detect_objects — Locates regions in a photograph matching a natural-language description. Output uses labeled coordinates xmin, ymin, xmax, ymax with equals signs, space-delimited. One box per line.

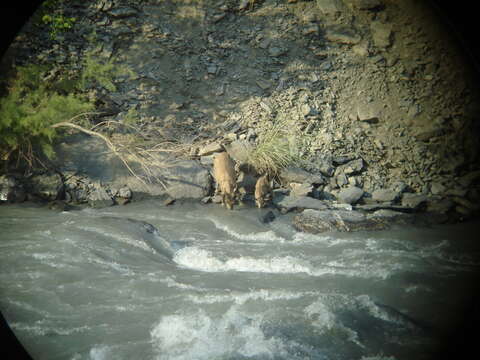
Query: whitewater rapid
xmin=1 ymin=201 xmax=479 ymax=360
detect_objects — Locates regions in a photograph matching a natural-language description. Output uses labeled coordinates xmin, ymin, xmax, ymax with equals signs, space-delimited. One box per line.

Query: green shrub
xmin=0 ymin=65 xmax=93 ymax=165
xmin=80 ymin=51 xmax=133 ymax=92
xmin=38 ymin=0 xmax=76 ymax=40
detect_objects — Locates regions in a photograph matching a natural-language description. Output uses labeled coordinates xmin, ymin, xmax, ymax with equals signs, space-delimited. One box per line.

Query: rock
xmin=371 ymin=22 xmax=392 ymax=48
xmin=371 ymin=188 xmax=400 ymax=202
xmin=198 ymin=142 xmax=223 ymax=157
xmin=317 ymin=157 xmax=335 ymax=177
xmin=337 ymin=186 xmax=364 ymax=204
xmin=224 ymin=140 xmax=253 ymax=164
xmin=114 ymin=185 xmax=132 ymax=205
xmin=293 ymin=209 xmax=389 ymax=233
xmin=27 ymin=173 xmax=64 ymax=201
xmin=346 ymin=0 xmax=384 ymax=10
xmin=88 ymin=185 xmax=114 ymax=208
xmin=332 ymin=155 xmax=356 ymax=165
xmin=260 ymin=210 xmax=276 ymax=224
xmin=366 ymin=209 xmax=414 ymax=224
xmin=290 ymin=183 xmax=313 ymax=197
xmin=280 ymin=167 xmax=326 ymax=185
xmin=315 ymin=0 xmax=344 ymax=15
xmin=430 ymin=182 xmax=446 ymax=196
xmin=401 ymin=193 xmax=428 ymax=210
xmin=237 ymin=171 xmax=257 ymax=194
xmin=200 ymin=155 xmax=214 ymax=166
xmin=274 ymin=194 xmax=330 ymax=212
xmin=340 ymin=158 xmax=364 ymax=175
xmin=108 ymin=7 xmax=138 ymax=18
xmin=335 ymin=172 xmax=348 ymax=187
xmin=355 ymin=203 xmax=413 ymax=213
xmin=325 ymin=26 xmax=361 ymax=45
xmin=0 ymin=175 xmax=15 ymax=202
xmin=48 ymin=200 xmax=68 ymax=212
xmin=163 ymin=197 xmax=175 ymax=206
xmin=426 ymin=197 xmax=455 ymax=215
xmin=268 ymin=46 xmax=287 ymax=57
xmin=163 ymin=160 xmax=211 ymax=199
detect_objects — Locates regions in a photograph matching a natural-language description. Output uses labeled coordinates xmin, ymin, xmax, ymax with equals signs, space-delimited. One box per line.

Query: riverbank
xmin=1 ymin=0 xmax=480 ymax=229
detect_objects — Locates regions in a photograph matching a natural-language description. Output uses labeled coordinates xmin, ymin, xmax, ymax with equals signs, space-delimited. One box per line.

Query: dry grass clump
xmin=246 ymin=120 xmax=302 ymax=176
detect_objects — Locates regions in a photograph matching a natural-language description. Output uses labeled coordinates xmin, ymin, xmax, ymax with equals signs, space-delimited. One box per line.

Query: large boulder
xmin=293 ymin=209 xmax=389 ymax=233
xmin=337 ymin=186 xmax=364 ymax=204
xmin=26 ymin=172 xmax=64 ymax=201
xmin=162 ymin=160 xmax=211 ymax=199
xmin=274 ymin=194 xmax=330 ymax=212
xmin=280 ymin=166 xmax=326 ymax=185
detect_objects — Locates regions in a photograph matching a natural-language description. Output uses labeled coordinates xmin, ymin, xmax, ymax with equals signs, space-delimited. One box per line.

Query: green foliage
xmin=246 ymin=120 xmax=302 ymax=176
xmin=0 ymin=65 xmax=93 ymax=164
xmin=123 ymin=107 xmax=141 ymax=126
xmin=39 ymin=0 xmax=76 ymax=39
xmin=79 ymin=51 xmax=133 ymax=92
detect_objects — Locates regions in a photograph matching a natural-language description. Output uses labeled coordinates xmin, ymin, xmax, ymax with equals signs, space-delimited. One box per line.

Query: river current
xmin=1 ymin=201 xmax=479 ymax=360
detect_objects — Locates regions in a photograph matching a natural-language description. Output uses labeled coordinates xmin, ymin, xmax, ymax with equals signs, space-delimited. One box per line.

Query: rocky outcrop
xmin=2 ymin=0 xmax=479 ymax=220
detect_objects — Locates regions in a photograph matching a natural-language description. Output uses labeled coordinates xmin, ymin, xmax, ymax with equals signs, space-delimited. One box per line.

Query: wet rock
xmin=337 ymin=186 xmax=364 ymax=204
xmin=114 ymin=185 xmax=132 ymax=205
xmin=0 ymin=175 xmax=16 ymax=202
xmin=280 ymin=167 xmax=326 ymax=185
xmin=401 ymin=193 xmax=428 ymax=210
xmin=260 ymin=210 xmax=276 ymax=224
xmin=27 ymin=173 xmax=64 ymax=201
xmin=88 ymin=185 xmax=114 ymax=208
xmin=48 ymin=200 xmax=68 ymax=212
xmin=293 ymin=209 xmax=389 ymax=234
xmin=274 ymin=194 xmax=330 ymax=212
xmin=237 ymin=171 xmax=257 ymax=194
xmin=198 ymin=142 xmax=223 ymax=157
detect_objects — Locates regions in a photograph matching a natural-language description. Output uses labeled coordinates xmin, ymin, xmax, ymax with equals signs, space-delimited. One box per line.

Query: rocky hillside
xmin=1 ymin=0 xmax=480 ymax=220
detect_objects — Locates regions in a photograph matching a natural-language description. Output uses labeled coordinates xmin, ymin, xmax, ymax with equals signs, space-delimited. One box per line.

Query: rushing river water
xmin=1 ymin=201 xmax=479 ymax=360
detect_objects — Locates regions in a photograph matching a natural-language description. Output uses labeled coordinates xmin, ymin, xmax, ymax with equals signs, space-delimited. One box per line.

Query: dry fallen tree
xmin=51 ymin=113 xmax=193 ymax=190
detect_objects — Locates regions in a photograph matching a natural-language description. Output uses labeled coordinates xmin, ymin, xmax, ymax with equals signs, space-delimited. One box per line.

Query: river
xmin=1 ymin=201 xmax=479 ymax=360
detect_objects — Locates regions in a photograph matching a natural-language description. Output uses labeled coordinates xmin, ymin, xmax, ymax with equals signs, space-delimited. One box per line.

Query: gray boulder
xmin=293 ymin=209 xmax=389 ymax=234
xmin=27 ymin=172 xmax=64 ymax=201
xmin=88 ymin=185 xmax=114 ymax=208
xmin=274 ymin=195 xmax=330 ymax=213
xmin=371 ymin=188 xmax=400 ymax=203
xmin=401 ymin=193 xmax=428 ymax=209
xmin=280 ymin=167 xmax=326 ymax=185
xmin=162 ymin=160 xmax=211 ymax=199
xmin=337 ymin=186 xmax=364 ymax=204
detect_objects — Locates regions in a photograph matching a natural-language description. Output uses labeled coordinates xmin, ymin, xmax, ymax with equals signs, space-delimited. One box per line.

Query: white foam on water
xmin=150 ymin=306 xmax=287 ymax=360
xmin=89 ymin=345 xmax=115 ymax=360
xmin=174 ymin=246 xmax=400 ymax=279
xmin=11 ymin=321 xmax=90 ymax=336
xmin=173 ymin=246 xmax=312 ymax=274
xmin=304 ymin=298 xmax=363 ymax=347
xmin=187 ymin=288 xmax=318 ymax=305
xmin=208 ymin=217 xmax=286 ymax=243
